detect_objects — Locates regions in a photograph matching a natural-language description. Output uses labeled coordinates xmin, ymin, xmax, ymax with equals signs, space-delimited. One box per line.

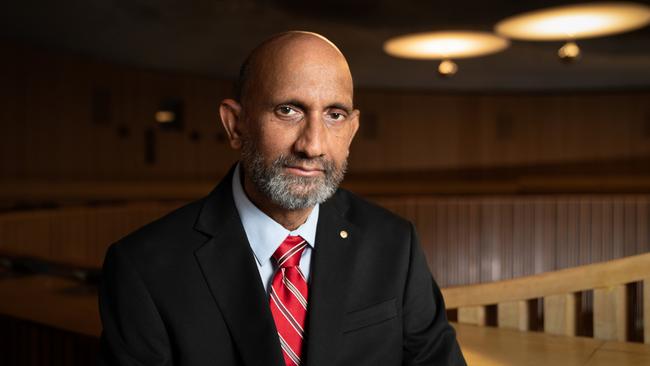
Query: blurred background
xmin=1 ymin=1 xmax=649 ymax=365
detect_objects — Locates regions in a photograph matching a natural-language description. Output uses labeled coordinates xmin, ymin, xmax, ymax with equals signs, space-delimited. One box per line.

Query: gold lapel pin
xmin=339 ymin=230 xmax=348 ymax=239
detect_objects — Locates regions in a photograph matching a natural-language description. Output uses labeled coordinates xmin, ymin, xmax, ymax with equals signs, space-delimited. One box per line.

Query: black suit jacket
xmin=98 ymin=168 xmax=466 ymax=366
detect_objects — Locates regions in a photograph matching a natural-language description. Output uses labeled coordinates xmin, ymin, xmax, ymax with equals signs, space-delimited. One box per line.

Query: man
xmin=99 ymin=31 xmax=465 ymax=366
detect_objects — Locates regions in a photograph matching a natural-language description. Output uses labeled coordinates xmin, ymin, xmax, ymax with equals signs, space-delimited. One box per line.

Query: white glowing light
xmin=384 ymin=31 xmax=510 ymax=59
xmin=496 ymin=2 xmax=650 ymax=40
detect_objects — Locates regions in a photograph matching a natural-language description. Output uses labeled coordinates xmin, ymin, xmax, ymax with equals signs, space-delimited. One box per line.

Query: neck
xmin=242 ymin=172 xmax=314 ymax=231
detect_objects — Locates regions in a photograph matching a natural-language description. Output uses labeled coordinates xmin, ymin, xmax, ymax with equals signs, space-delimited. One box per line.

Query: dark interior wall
xmin=0 ymin=41 xmax=238 ymax=181
xmin=353 ymin=90 xmax=650 ymax=172
xmin=1 ymin=41 xmax=650 ymax=184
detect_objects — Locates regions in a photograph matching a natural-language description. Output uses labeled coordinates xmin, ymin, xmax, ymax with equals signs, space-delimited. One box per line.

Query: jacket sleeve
xmin=402 ymin=222 xmax=466 ymax=366
xmin=98 ymin=243 xmax=173 ymax=366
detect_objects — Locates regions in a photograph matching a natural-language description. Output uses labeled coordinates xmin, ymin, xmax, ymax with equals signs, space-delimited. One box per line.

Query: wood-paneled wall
xmin=1 ymin=41 xmax=649 ymax=183
xmin=351 ymin=91 xmax=650 ymax=172
xmin=375 ymin=195 xmax=650 ymax=287
xmin=0 ymin=202 xmax=184 ymax=268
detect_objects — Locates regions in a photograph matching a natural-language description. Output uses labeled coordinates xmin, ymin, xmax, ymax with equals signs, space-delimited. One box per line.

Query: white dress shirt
xmin=231 ymin=163 xmax=318 ymax=294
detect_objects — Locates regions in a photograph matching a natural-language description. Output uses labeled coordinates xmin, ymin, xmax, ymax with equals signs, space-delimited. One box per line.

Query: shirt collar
xmin=231 ymin=163 xmax=318 ymax=267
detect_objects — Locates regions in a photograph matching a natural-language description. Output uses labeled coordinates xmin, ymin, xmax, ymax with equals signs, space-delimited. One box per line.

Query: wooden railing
xmin=441 ymin=253 xmax=650 ymax=344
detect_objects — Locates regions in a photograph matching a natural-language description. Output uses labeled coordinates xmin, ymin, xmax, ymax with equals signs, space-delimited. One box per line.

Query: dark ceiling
xmin=2 ymin=0 xmax=650 ymax=91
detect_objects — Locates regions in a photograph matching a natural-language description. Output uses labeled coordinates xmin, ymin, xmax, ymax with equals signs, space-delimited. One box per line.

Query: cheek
xmin=328 ymin=134 xmax=354 ymax=162
xmin=257 ymin=123 xmax=298 ymax=158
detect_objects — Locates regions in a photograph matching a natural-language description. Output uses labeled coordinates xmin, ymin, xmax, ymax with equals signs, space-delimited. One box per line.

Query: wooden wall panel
xmin=0 ymin=203 xmax=185 ymax=268
xmin=544 ymin=293 xmax=578 ymax=336
xmin=638 ymin=278 xmax=650 ymax=344
xmin=0 ymin=42 xmax=239 ymax=183
xmin=434 ymin=203 xmax=449 ymax=286
xmin=497 ymin=300 xmax=529 ymax=331
xmin=499 ymin=202 xmax=515 ymax=281
xmin=374 ymin=195 xmax=650 ymax=288
xmin=350 ymin=92 xmax=650 ymax=174
xmin=594 ymin=285 xmax=628 ymax=341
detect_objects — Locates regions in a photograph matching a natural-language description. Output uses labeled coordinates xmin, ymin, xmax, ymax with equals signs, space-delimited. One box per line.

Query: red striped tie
xmin=270 ymin=235 xmax=309 ymax=366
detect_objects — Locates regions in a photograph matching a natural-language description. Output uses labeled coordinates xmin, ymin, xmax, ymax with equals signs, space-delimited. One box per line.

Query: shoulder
xmin=106 ymin=199 xmax=208 ymax=265
xmin=107 ymin=167 xmax=237 ymax=265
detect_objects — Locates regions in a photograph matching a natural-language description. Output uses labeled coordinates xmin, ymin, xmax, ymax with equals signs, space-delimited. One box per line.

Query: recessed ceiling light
xmin=384 ymin=31 xmax=510 ymax=60
xmin=495 ymin=2 xmax=650 ymax=41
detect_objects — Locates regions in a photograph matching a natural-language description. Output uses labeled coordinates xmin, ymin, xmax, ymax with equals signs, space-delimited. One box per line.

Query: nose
xmin=293 ymin=111 xmax=325 ymax=158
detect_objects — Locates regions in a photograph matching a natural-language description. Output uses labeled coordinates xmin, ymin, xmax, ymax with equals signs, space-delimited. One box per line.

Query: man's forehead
xmin=240 ymin=31 xmax=354 ymax=105
xmin=240 ymin=33 xmax=353 ymax=105
xmin=260 ymin=62 xmax=353 ymax=106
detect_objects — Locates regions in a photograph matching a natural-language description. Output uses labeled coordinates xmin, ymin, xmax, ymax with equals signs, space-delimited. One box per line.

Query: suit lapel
xmin=193 ymin=168 xmax=285 ymax=366
xmin=305 ymin=193 xmax=360 ymax=366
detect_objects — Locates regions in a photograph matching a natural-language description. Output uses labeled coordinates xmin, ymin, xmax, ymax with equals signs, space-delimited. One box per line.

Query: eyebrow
xmin=328 ymin=103 xmax=353 ymax=114
xmin=279 ymin=100 xmax=307 ymax=111
xmin=275 ymin=100 xmax=353 ymax=114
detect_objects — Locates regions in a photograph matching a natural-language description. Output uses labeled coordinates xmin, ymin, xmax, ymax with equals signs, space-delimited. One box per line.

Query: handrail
xmin=441 ymin=252 xmax=650 ymax=309
xmin=441 ymin=253 xmax=650 ymax=343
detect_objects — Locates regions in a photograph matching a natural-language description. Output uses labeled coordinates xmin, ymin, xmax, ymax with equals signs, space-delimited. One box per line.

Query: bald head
xmin=234 ymin=31 xmax=354 ymax=106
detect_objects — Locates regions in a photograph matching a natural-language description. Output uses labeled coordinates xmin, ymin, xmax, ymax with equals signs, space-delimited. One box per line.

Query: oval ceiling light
xmin=495 ymin=2 xmax=650 ymax=40
xmin=495 ymin=2 xmax=650 ymax=62
xmin=383 ymin=31 xmax=510 ymax=77
xmin=384 ymin=31 xmax=510 ymax=59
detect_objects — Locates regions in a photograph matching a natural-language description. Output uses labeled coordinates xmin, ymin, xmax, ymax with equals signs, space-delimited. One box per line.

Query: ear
xmin=219 ymin=99 xmax=244 ymax=150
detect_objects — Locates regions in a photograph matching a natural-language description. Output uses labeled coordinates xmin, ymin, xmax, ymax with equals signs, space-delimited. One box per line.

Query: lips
xmin=284 ymin=164 xmax=325 ymax=177
xmin=287 ymin=164 xmax=324 ymax=171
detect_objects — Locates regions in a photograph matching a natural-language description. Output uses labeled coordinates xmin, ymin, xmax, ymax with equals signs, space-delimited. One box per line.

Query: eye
xmin=325 ymin=110 xmax=347 ymax=124
xmin=276 ymin=106 xmax=298 ymax=116
xmin=330 ymin=112 xmax=343 ymax=120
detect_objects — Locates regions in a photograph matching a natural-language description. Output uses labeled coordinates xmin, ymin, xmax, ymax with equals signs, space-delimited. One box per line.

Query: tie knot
xmin=273 ymin=235 xmax=307 ymax=268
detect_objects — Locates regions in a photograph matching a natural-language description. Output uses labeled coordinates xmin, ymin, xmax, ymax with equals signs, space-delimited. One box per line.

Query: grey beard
xmin=241 ymin=141 xmax=346 ymax=210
